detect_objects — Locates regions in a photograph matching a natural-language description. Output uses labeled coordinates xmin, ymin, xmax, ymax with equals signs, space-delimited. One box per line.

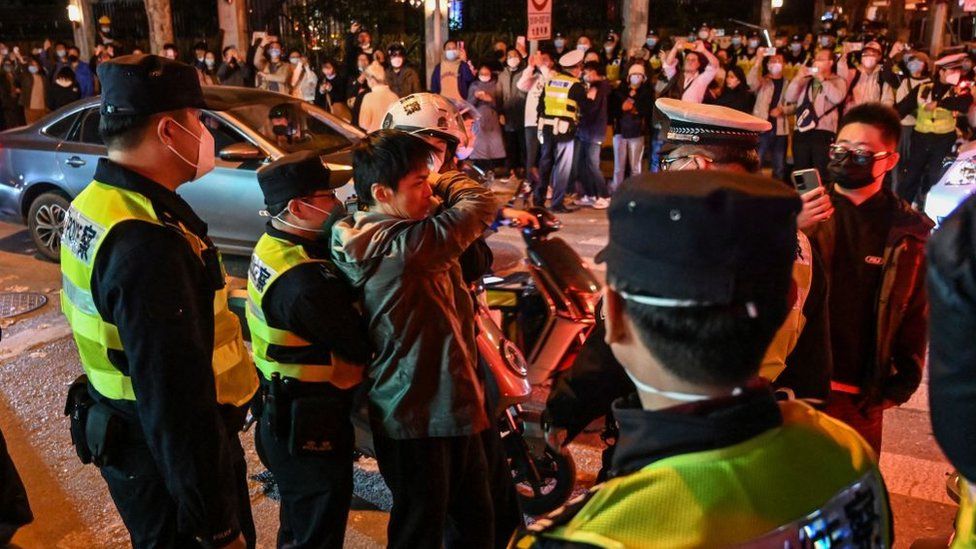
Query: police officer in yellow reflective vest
xmin=248 ymin=151 xmax=370 ymax=549
xmin=534 ymin=48 xmax=587 ymax=213
xmin=514 ymin=170 xmax=892 ymax=548
xmin=59 ymin=55 xmax=257 ymax=548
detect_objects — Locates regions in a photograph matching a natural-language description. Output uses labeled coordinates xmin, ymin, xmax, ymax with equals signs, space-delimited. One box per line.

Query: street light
xmin=771 ymin=0 xmax=784 ymax=8
xmin=67 ymin=2 xmax=82 ymax=24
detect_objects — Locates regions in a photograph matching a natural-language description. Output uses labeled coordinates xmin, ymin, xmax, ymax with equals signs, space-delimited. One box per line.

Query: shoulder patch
xmin=249 ymin=253 xmax=278 ymax=293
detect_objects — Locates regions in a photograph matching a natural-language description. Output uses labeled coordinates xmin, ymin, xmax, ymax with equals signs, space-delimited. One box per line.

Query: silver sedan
xmin=0 ymin=86 xmax=364 ymax=260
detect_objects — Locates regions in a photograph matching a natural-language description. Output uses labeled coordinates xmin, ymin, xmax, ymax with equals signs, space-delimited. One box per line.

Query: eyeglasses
xmin=660 ymin=154 xmax=714 ymax=171
xmin=305 ymin=192 xmax=337 ymax=201
xmin=828 ymin=145 xmax=892 ymax=166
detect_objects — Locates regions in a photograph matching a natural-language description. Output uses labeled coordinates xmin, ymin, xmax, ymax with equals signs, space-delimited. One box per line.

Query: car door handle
xmin=66 ymin=156 xmax=86 ymax=168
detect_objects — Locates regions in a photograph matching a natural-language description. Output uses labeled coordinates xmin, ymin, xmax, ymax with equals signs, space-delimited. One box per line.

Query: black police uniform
xmin=61 ymin=56 xmax=254 ymax=548
xmin=250 ymin=153 xmax=371 ymax=549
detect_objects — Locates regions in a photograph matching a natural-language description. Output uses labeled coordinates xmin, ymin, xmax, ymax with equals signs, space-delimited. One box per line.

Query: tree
xmin=145 ymin=0 xmax=173 ymax=53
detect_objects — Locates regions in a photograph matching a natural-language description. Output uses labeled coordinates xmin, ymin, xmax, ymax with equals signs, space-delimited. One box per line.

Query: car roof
xmin=56 ymin=86 xmax=299 ymax=113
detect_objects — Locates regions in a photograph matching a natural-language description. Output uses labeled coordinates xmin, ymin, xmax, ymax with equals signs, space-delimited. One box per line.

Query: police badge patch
xmin=61 ymin=207 xmax=106 ymax=265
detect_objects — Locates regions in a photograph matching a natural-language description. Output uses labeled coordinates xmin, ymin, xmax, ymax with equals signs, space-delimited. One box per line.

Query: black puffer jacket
xmin=928 ymin=193 xmax=976 ymax=481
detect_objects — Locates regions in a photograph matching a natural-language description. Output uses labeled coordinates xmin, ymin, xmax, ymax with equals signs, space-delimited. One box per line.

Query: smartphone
xmin=764 ymin=48 xmax=776 ymax=57
xmin=762 ymin=29 xmax=774 ymax=48
xmin=791 ymin=169 xmax=822 ymax=196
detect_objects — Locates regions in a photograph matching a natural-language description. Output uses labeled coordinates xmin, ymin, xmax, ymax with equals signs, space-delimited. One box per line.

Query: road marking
xmin=0 ymin=317 xmax=71 ymax=362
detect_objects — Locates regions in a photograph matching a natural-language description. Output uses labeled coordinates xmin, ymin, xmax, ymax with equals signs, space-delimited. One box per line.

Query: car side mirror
xmin=219 ymin=143 xmax=265 ymax=161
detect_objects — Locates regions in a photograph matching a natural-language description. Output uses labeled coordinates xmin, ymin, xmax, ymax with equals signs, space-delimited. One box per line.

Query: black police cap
xmin=257 ymin=150 xmax=351 ymax=207
xmin=595 ymin=170 xmax=801 ymax=307
xmin=98 ymin=54 xmax=204 ymax=117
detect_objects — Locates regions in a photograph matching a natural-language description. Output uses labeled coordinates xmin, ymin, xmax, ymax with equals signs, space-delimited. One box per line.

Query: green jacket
xmin=330 ymin=170 xmax=498 ymax=438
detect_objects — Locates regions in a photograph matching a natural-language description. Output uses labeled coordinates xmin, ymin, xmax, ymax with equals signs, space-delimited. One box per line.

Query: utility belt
xmin=64 ymin=375 xmax=250 ymax=467
xmin=538 ymin=117 xmax=575 ymax=137
xmin=253 ymin=373 xmax=354 ymax=457
xmin=64 ymin=375 xmax=129 ymax=467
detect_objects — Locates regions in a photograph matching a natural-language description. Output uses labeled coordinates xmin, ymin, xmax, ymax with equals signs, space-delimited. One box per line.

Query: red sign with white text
xmin=528 ymin=0 xmax=552 ymax=41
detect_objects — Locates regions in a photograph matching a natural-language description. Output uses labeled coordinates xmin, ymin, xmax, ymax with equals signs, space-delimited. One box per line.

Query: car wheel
xmin=28 ymin=192 xmax=70 ymax=262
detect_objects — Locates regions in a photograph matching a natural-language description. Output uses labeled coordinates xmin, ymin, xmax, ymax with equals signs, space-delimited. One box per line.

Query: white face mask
xmin=577 ymin=43 xmax=589 ymax=51
xmin=27 ymin=66 xmax=38 ymax=74
xmin=444 ymin=49 xmax=458 ymax=61
xmin=101 ymin=26 xmax=111 ymax=33
xmin=205 ymin=59 xmax=215 ymax=67
xmin=768 ymin=63 xmax=783 ymax=75
xmin=479 ymin=74 xmax=491 ymax=82
xmin=391 ymin=56 xmax=403 ymax=68
xmin=272 ymin=199 xmax=333 ymax=234
xmin=554 ymin=39 xmax=566 ymax=49
xmin=748 ymin=39 xmax=760 ymax=49
xmin=507 ymin=57 xmax=520 ymax=69
xmin=646 ymin=38 xmax=657 ymax=48
xmin=629 ymin=74 xmax=642 ymax=86
xmin=624 ymin=368 xmax=742 ymax=403
xmin=861 ymin=56 xmax=878 ymax=70
xmin=290 ymin=57 xmax=301 ymax=65
xmin=162 ymin=118 xmax=215 ymax=182
xmin=698 ymin=31 xmax=710 ymax=40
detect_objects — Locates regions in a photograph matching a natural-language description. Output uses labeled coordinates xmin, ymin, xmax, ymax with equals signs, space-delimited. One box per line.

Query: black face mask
xmin=827 ymin=155 xmax=876 ymax=189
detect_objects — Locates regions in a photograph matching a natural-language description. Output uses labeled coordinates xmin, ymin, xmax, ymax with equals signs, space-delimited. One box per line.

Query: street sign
xmin=965 ymin=0 xmax=976 ymax=13
xmin=528 ymin=0 xmax=552 ymax=41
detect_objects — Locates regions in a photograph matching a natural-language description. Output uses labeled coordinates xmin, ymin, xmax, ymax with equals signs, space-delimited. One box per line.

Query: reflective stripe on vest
xmin=759 ymin=232 xmax=813 ymax=382
xmin=543 ymin=74 xmax=580 ymax=120
xmin=246 ymin=233 xmax=339 ymax=383
xmin=518 ymin=400 xmax=891 ymax=548
xmin=915 ymin=83 xmax=958 ymax=134
xmin=60 ymin=181 xmax=258 ymax=406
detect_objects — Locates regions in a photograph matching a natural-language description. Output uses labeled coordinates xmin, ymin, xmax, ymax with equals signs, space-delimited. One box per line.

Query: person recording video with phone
xmin=785 ymin=47 xmax=848 ymax=181
xmin=802 ymin=103 xmax=932 ymax=455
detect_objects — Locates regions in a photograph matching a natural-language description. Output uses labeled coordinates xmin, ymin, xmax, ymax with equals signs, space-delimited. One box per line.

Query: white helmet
xmin=381 ymin=93 xmax=469 ymax=148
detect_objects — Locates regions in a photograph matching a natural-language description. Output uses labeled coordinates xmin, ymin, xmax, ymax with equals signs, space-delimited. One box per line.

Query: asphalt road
xmin=0 ymin=198 xmax=959 ymax=548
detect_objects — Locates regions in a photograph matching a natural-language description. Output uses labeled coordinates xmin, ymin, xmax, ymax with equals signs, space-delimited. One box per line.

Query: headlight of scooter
xmin=502 ymin=340 xmax=528 ymax=378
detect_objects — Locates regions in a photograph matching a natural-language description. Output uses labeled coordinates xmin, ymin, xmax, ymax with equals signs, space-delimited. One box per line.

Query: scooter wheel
xmin=512 ymin=445 xmax=577 ymax=516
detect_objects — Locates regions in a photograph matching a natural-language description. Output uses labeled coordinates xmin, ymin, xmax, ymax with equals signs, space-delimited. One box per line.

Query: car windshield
xmin=221 ymin=98 xmax=361 ymax=155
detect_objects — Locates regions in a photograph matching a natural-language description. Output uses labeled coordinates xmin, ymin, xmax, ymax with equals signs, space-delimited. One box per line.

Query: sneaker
xmin=592 ymin=197 xmax=610 ymax=210
xmin=576 ymin=195 xmax=595 ymax=206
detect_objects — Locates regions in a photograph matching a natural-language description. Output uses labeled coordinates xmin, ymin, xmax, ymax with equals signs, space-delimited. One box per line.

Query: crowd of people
xmin=1 ymin=14 xmax=976 ymax=549
xmin=3 ymin=19 xmax=974 ymax=211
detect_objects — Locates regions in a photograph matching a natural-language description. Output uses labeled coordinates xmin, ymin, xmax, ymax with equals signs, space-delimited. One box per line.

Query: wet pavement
xmin=0 ymin=193 xmax=958 ymax=547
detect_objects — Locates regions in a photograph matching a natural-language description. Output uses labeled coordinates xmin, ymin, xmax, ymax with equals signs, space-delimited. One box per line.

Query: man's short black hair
xmin=222 ymin=45 xmax=236 ymax=56
xmin=99 ymin=113 xmax=153 ymax=151
xmin=443 ymin=39 xmax=457 ymax=48
xmin=352 ymin=129 xmax=436 ymax=207
xmin=163 ymin=43 xmax=177 ymax=51
xmin=619 ymin=289 xmax=789 ymax=386
xmin=838 ymin=103 xmax=902 ymax=148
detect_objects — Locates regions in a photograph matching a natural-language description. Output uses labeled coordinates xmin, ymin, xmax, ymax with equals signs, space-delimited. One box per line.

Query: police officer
xmin=535 ymin=49 xmax=586 ymax=213
xmin=517 ymin=170 xmax=892 ymax=548
xmin=248 ymin=151 xmax=370 ymax=549
xmin=59 ymin=54 xmax=257 ymax=548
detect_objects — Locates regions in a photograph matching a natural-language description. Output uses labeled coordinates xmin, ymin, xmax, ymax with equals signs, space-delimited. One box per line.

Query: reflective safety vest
xmin=759 ymin=231 xmax=814 ymax=382
xmin=542 ymin=73 xmax=580 ymax=121
xmin=954 ymin=475 xmax=976 ymax=549
xmin=245 ymin=233 xmax=362 ymax=388
xmin=915 ymin=82 xmax=959 ymax=135
xmin=515 ymin=400 xmax=891 ymax=548
xmin=60 ymin=181 xmax=258 ymax=407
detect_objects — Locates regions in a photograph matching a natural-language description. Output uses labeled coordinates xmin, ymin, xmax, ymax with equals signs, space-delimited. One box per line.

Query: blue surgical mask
xmin=646 ymin=38 xmax=657 ymax=47
xmin=27 ymin=65 xmax=38 ymax=74
xmin=554 ymin=39 xmax=566 ymax=49
xmin=445 ymin=49 xmax=458 ymax=61
xmin=907 ymin=60 xmax=925 ymax=75
xmin=732 ymin=38 xmax=742 ymax=47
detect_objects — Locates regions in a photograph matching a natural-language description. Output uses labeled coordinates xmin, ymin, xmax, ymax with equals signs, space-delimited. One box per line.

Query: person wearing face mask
xmin=344 ymin=22 xmax=373 ymax=78
xmin=552 ymin=32 xmax=568 ymax=56
xmin=254 ymin=40 xmax=293 ymax=94
xmin=897 ymin=53 xmax=974 ymax=208
xmin=216 ymin=46 xmax=252 ymax=88
xmin=661 ymin=38 xmax=720 ymax=104
xmin=288 ymin=51 xmax=318 ymax=102
xmin=785 ymin=47 xmax=848 ymax=180
xmin=804 ymin=103 xmax=933 ymax=454
xmin=890 ymin=51 xmax=930 ymax=185
xmin=784 ymin=34 xmax=811 ymax=75
xmin=198 ymin=51 xmax=220 ymax=87
xmin=19 ymin=58 xmax=48 ymax=123
xmin=467 ymin=65 xmax=505 ymax=174
xmin=42 ymin=41 xmax=69 ymax=79
xmin=536 ymin=49 xmax=588 ymax=212
xmin=517 ymin=48 xmax=556 ymax=195
xmin=498 ymin=49 xmax=527 ymax=177
xmin=315 ymin=60 xmax=349 ymax=118
xmin=837 ymin=41 xmax=890 ymax=111
xmin=385 ymin=43 xmax=422 ymax=98
xmin=724 ymin=30 xmax=747 ymax=67
xmin=431 ymin=39 xmax=475 ymax=101
xmin=161 ymin=43 xmax=178 ymax=61
xmin=47 ymin=66 xmax=80 ymax=110
xmin=574 ymin=61 xmax=611 ymax=209
xmin=248 ymin=153 xmax=369 ymax=549
xmin=642 ymin=29 xmax=660 ymax=60
xmin=602 ymin=31 xmax=623 ymax=83
xmin=59 ymin=54 xmax=257 ymax=549
xmin=748 ymin=49 xmax=792 ymax=181
xmin=97 ymin=15 xmax=115 ymax=46
xmin=520 ymin=167 xmax=889 ymax=548
xmin=708 ymin=64 xmax=754 ymax=114
xmin=192 ymin=42 xmax=208 ymax=72
xmin=609 ymin=63 xmax=654 ymax=192
xmin=67 ymin=46 xmax=95 ymax=98
xmin=576 ymin=35 xmax=593 ymax=54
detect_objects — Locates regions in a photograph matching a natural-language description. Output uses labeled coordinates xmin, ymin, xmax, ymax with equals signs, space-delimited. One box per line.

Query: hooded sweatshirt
xmin=330 ymin=171 xmax=498 ymax=438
